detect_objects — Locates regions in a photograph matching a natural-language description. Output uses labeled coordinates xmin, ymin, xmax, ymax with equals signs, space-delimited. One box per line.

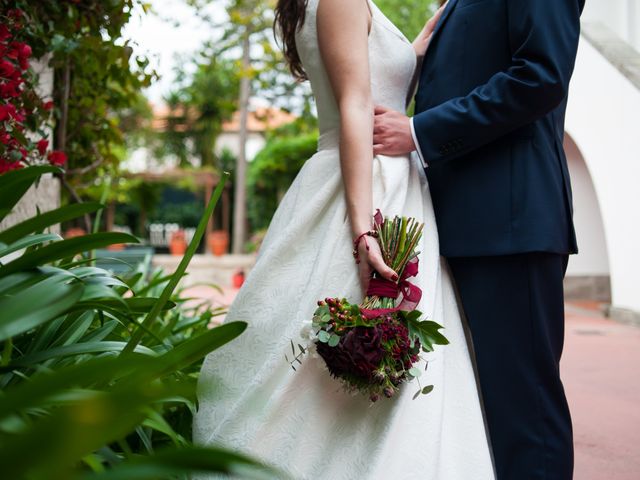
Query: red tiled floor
xmin=563 ymin=302 xmax=640 ymax=480
xmin=189 ymin=286 xmax=640 ymax=478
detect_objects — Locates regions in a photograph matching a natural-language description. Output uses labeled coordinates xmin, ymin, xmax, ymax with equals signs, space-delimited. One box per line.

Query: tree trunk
xmin=232 ymin=28 xmax=252 ymax=254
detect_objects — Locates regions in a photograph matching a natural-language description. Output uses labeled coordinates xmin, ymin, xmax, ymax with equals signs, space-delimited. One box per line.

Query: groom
xmin=373 ymin=0 xmax=585 ymax=478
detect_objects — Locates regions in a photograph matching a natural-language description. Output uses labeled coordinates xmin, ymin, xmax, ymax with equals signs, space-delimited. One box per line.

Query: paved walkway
xmin=563 ymin=301 xmax=640 ymax=480
xmin=186 ymin=286 xmax=640 ymax=479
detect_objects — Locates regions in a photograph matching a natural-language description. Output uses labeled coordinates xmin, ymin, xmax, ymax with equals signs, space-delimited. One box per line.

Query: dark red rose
xmin=47 ymin=150 xmax=67 ymax=166
xmin=37 ymin=138 xmax=48 ymax=155
xmin=317 ymin=326 xmax=384 ymax=380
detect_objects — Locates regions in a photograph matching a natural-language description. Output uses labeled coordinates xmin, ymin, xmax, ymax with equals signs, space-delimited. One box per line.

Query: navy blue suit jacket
xmin=413 ymin=0 xmax=584 ymax=257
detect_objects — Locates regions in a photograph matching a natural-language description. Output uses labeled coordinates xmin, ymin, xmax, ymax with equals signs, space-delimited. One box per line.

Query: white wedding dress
xmin=194 ymin=1 xmax=495 ymax=479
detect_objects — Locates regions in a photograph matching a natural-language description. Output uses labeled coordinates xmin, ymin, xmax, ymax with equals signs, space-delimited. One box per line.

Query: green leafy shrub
xmin=0 ymin=166 xmax=282 ymax=479
xmin=247 ymin=133 xmax=318 ymax=231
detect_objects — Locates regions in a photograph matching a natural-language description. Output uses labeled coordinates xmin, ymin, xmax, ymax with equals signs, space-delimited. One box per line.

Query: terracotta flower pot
xmin=209 ymin=230 xmax=229 ymax=256
xmin=232 ymin=269 xmax=245 ymax=288
xmin=169 ymin=231 xmax=187 ymax=256
xmin=63 ymin=227 xmax=86 ymax=239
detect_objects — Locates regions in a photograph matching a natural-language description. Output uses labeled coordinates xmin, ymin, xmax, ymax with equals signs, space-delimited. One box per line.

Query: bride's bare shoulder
xmin=316 ymin=0 xmax=371 ymax=33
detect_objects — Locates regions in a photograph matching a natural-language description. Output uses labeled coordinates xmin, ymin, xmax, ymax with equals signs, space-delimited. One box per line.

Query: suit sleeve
xmin=412 ymin=0 xmax=583 ymax=165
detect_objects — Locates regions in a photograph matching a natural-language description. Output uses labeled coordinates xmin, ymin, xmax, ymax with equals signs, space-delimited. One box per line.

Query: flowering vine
xmin=0 ymin=7 xmax=66 ymax=174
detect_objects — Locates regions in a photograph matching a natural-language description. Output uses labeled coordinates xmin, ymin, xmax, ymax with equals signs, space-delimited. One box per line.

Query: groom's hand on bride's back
xmin=373 ymin=105 xmax=416 ymax=157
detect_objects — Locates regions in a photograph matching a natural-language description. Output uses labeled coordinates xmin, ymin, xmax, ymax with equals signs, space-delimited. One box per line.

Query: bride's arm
xmin=317 ymin=0 xmax=397 ymax=289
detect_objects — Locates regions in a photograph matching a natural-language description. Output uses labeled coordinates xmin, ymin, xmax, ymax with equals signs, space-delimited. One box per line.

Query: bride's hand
xmin=357 ymin=238 xmax=398 ymax=296
xmin=413 ymin=2 xmax=447 ymax=57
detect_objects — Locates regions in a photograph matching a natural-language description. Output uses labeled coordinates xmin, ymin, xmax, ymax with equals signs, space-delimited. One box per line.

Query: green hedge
xmin=248 ymin=133 xmax=318 ymax=231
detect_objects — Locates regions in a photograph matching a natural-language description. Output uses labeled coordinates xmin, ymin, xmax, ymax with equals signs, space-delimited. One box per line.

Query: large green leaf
xmin=0 ymin=202 xmax=103 ymax=245
xmin=406 ymin=315 xmax=449 ymax=353
xmin=0 ymin=375 xmax=175 ymax=479
xmin=0 ymin=274 xmax=84 ymax=342
xmin=109 ymin=297 xmax=177 ymax=314
xmin=0 ymin=357 xmax=141 ymax=419
xmin=4 ymin=341 xmax=156 ymax=369
xmin=123 ymin=172 xmax=229 ymax=353
xmin=151 ymin=321 xmax=247 ymax=377
xmin=0 ymin=165 xmax=61 ymax=222
xmin=0 ymin=232 xmax=62 ymax=258
xmin=50 ymin=311 xmax=95 ymax=348
xmin=0 ymin=232 xmax=139 ymax=277
xmin=78 ymin=446 xmax=283 ymax=480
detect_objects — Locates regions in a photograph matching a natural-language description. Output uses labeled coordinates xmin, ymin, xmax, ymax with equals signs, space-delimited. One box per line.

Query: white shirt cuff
xmin=410 ymin=117 xmax=427 ymax=168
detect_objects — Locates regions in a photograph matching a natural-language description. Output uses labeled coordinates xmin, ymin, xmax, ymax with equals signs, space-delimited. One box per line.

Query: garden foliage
xmin=0 ymin=166 xmax=280 ymax=479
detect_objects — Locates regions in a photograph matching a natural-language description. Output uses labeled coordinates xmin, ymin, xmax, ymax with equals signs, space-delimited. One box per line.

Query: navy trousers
xmin=448 ymin=253 xmax=574 ymax=480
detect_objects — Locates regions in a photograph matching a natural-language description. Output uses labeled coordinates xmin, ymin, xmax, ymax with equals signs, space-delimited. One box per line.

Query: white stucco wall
xmin=582 ymin=0 xmax=640 ymax=52
xmin=215 ymin=132 xmax=265 ymax=161
xmin=0 ymin=56 xmax=60 ymax=234
xmin=564 ymin=135 xmax=610 ymax=277
xmin=565 ymin=36 xmax=640 ymax=312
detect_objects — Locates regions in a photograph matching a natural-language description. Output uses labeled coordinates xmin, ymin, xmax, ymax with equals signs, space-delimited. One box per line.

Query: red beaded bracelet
xmin=352 ymin=229 xmax=378 ymax=264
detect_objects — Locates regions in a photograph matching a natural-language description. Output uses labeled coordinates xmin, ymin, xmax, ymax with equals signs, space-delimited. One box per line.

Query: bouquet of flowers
xmin=287 ymin=211 xmax=449 ymax=402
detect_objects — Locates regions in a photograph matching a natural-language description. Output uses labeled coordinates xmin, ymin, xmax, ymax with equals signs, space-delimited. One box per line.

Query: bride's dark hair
xmin=274 ymin=0 xmax=308 ymax=81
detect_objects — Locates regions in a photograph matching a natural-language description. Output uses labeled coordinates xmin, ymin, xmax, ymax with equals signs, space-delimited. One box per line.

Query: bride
xmin=194 ymin=0 xmax=495 ymax=478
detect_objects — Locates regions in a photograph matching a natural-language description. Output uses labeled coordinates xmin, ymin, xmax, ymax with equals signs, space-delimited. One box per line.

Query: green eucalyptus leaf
xmin=422 ymin=385 xmax=434 ymax=395
xmin=317 ymin=330 xmax=330 ymax=343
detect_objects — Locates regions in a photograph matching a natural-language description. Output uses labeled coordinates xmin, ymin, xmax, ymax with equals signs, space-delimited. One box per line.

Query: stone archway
xmin=564 ymin=134 xmax=611 ymax=301
xmin=564 ymin=27 xmax=640 ymax=319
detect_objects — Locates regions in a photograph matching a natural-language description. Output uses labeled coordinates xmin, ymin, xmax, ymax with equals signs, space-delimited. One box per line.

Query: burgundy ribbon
xmin=360 ymin=257 xmax=422 ymax=319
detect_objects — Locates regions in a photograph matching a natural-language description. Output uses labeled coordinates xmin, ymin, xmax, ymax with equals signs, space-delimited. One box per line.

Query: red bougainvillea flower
xmin=0 ymin=159 xmax=23 ymax=174
xmin=0 ymin=104 xmax=9 ymax=121
xmin=0 ymin=103 xmax=17 ymax=120
xmin=17 ymin=43 xmax=31 ymax=60
xmin=47 ymin=150 xmax=67 ymax=166
xmin=0 ymin=81 xmax=21 ymax=98
xmin=37 ymin=139 xmax=48 ymax=155
xmin=0 ymin=58 xmax=15 ymax=78
xmin=7 ymin=9 xmax=23 ymax=21
xmin=43 ymin=100 xmax=54 ymax=111
xmin=0 ymin=25 xmax=10 ymax=43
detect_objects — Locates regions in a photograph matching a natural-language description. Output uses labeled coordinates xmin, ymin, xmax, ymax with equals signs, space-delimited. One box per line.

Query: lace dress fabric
xmin=193 ymin=1 xmax=495 ymax=478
